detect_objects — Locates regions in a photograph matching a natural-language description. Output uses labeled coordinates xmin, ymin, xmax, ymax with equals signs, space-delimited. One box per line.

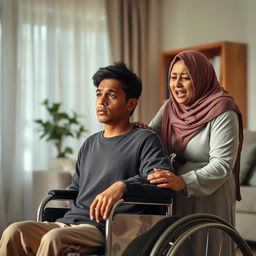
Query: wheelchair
xmin=37 ymin=183 xmax=254 ymax=256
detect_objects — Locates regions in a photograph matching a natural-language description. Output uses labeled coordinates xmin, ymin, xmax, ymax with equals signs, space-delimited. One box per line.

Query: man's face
xmin=96 ymin=79 xmax=136 ymax=124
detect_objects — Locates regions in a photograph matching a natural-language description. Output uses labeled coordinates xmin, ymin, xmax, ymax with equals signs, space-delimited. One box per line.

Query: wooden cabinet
xmin=160 ymin=41 xmax=247 ymax=127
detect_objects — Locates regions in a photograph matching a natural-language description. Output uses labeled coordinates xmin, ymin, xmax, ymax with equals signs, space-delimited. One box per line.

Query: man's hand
xmin=90 ymin=181 xmax=126 ymax=223
xmin=147 ymin=168 xmax=186 ymax=191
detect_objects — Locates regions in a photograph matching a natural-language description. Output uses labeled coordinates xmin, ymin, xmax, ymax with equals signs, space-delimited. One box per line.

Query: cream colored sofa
xmin=235 ymin=129 xmax=256 ymax=242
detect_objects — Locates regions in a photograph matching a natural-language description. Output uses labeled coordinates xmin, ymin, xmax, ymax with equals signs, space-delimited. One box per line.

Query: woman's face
xmin=169 ymin=60 xmax=194 ymax=105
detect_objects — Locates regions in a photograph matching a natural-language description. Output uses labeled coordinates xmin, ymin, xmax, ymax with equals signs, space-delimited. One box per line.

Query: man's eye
xmin=96 ymin=93 xmax=101 ymax=97
xmin=109 ymin=93 xmax=117 ymax=98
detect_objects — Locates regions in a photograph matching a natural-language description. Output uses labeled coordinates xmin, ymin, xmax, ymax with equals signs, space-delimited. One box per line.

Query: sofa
xmin=236 ymin=129 xmax=256 ymax=242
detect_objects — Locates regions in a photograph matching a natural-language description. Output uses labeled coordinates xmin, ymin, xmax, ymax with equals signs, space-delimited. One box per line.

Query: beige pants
xmin=0 ymin=221 xmax=105 ymax=256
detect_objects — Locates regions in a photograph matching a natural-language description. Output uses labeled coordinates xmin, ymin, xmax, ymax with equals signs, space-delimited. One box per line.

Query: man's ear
xmin=127 ymin=98 xmax=138 ymax=111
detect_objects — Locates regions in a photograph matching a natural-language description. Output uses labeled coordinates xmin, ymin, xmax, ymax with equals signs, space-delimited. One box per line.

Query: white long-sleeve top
xmin=149 ymin=102 xmax=240 ymax=256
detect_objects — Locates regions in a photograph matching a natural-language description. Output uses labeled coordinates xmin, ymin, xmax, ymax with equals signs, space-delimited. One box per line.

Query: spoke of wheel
xmin=205 ymin=228 xmax=210 ymax=256
xmin=217 ymin=230 xmax=224 ymax=256
xmin=150 ymin=213 xmax=235 ymax=256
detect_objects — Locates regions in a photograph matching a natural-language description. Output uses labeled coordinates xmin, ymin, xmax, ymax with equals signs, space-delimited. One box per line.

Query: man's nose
xmin=99 ymin=94 xmax=107 ymax=105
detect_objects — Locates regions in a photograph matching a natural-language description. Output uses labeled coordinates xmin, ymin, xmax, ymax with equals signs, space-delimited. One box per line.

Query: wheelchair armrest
xmin=48 ymin=189 xmax=79 ymax=200
xmin=124 ymin=182 xmax=173 ymax=204
xmin=37 ymin=190 xmax=78 ymax=221
xmin=47 ymin=184 xmax=173 ymax=204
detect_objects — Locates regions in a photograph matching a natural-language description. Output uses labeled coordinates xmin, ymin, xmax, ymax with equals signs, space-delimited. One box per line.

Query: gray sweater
xmin=57 ymin=126 xmax=172 ymax=232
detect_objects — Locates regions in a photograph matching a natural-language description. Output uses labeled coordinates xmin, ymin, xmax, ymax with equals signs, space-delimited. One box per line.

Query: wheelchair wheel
xmin=150 ymin=213 xmax=233 ymax=256
xmin=166 ymin=222 xmax=254 ymax=256
xmin=150 ymin=214 xmax=253 ymax=256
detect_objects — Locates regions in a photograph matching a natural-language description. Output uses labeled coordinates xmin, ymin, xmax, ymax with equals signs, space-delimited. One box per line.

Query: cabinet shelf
xmin=160 ymin=41 xmax=247 ymax=127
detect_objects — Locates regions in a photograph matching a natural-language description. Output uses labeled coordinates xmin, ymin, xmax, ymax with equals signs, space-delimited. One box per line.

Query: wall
xmin=160 ymin=0 xmax=256 ymax=130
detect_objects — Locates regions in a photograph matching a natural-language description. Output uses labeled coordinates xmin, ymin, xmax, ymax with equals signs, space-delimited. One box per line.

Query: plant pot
xmin=48 ymin=157 xmax=76 ymax=176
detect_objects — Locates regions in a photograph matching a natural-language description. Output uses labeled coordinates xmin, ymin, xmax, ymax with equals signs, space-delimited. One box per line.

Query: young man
xmin=0 ymin=62 xmax=172 ymax=255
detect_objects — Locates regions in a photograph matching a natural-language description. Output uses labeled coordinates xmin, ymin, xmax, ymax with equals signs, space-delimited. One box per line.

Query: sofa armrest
xmin=236 ymin=186 xmax=256 ymax=213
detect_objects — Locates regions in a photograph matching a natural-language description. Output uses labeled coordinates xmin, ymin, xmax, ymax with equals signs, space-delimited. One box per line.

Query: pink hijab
xmin=161 ymin=50 xmax=243 ymax=200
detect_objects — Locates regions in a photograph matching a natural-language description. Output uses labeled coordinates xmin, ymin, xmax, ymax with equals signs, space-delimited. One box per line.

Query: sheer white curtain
xmin=0 ymin=0 xmax=110 ymax=232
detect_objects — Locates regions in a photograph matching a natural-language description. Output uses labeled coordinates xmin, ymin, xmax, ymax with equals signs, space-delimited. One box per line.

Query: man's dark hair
xmin=92 ymin=62 xmax=142 ymax=100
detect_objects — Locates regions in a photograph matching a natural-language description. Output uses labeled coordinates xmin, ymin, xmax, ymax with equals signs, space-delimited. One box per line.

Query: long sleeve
xmin=181 ymin=110 xmax=239 ymax=197
xmin=123 ymin=132 xmax=172 ymax=184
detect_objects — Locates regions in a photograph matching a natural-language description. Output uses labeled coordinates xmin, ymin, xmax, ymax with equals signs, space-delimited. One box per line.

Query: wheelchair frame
xmin=37 ymin=187 xmax=254 ymax=256
xmin=37 ymin=184 xmax=173 ymax=256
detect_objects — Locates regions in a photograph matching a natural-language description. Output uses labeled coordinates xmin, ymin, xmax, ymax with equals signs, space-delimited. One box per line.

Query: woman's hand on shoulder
xmin=147 ymin=168 xmax=186 ymax=191
xmin=133 ymin=121 xmax=157 ymax=132
xmin=133 ymin=121 xmax=150 ymax=129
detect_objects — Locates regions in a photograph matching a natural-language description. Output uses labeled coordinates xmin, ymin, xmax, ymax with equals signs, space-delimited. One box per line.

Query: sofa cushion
xmin=248 ymin=166 xmax=256 ymax=186
xmin=240 ymin=142 xmax=256 ymax=184
xmin=243 ymin=129 xmax=256 ymax=145
xmin=236 ymin=186 xmax=256 ymax=213
xmin=236 ymin=212 xmax=256 ymax=242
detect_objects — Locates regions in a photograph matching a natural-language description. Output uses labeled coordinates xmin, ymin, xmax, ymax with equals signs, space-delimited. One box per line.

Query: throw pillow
xmin=239 ymin=143 xmax=256 ymax=184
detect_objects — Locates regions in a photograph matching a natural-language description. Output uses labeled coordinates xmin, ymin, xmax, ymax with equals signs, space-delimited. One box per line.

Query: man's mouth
xmin=97 ymin=109 xmax=107 ymax=115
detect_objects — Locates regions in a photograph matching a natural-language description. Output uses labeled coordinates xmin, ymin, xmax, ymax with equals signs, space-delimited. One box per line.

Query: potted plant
xmin=35 ymin=99 xmax=87 ymax=174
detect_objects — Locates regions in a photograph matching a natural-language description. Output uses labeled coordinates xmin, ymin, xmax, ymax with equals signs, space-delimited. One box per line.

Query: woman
xmin=147 ymin=50 xmax=243 ymax=255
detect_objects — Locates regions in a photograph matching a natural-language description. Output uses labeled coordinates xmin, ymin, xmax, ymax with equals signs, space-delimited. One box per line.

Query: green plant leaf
xmin=34 ymin=98 xmax=87 ymax=158
xmin=34 ymin=119 xmax=44 ymax=124
xmin=56 ymin=112 xmax=69 ymax=121
xmin=42 ymin=99 xmax=49 ymax=105
xmin=57 ymin=152 xmax=66 ymax=158
xmin=64 ymin=147 xmax=73 ymax=154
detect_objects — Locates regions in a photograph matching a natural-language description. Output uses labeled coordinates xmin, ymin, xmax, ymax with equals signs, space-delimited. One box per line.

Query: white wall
xmin=160 ymin=0 xmax=256 ymax=130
